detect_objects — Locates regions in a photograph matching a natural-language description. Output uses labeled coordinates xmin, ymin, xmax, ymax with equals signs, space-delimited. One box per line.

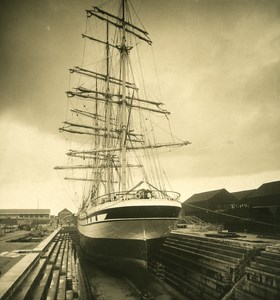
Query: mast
xmin=93 ymin=75 xmax=99 ymax=199
xmin=105 ymin=20 xmax=112 ymax=198
xmin=55 ymin=1 xmax=191 ymax=201
xmin=120 ymin=0 xmax=127 ymax=193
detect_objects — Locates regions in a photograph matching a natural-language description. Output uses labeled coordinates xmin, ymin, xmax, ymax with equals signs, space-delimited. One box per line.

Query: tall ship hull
xmin=56 ymin=0 xmax=190 ymax=268
xmin=78 ymin=198 xmax=181 ymax=263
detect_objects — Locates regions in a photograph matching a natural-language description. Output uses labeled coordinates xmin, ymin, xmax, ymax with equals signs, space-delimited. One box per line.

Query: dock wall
xmin=149 ymin=232 xmax=279 ymax=300
xmin=0 ymin=227 xmax=81 ymax=300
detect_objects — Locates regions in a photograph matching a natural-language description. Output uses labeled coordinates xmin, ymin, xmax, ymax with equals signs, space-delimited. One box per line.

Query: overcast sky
xmin=1 ymin=0 xmax=280 ymax=215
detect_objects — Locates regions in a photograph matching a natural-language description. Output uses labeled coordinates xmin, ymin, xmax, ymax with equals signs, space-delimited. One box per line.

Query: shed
xmin=231 ymin=189 xmax=256 ymax=208
xmin=182 ymin=189 xmax=237 ymax=224
xmin=58 ymin=208 xmax=72 ymax=221
xmin=244 ymin=180 xmax=280 ymax=229
xmin=183 ymin=188 xmax=237 ymax=214
xmin=246 ymin=180 xmax=280 ymax=208
xmin=0 ymin=209 xmax=50 ymax=219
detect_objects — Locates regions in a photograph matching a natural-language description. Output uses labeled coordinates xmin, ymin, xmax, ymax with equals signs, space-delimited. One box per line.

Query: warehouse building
xmin=0 ymin=209 xmax=51 ymax=227
xmin=231 ymin=189 xmax=255 ymax=208
xmin=0 ymin=209 xmax=50 ymax=219
xmin=182 ymin=188 xmax=237 ymax=224
xmin=183 ymin=180 xmax=280 ymax=234
xmin=58 ymin=208 xmax=72 ymax=221
xmin=245 ymin=181 xmax=280 ymax=231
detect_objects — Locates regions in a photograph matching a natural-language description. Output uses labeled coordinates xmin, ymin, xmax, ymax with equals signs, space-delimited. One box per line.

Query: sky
xmin=1 ymin=0 xmax=280 ymax=215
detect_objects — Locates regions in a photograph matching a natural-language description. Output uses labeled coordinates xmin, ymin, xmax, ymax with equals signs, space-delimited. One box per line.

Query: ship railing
xmin=92 ymin=189 xmax=180 ymax=206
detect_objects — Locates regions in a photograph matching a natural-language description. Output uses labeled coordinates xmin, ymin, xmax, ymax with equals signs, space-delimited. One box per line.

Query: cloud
xmin=0 ymin=0 xmax=89 ymax=133
xmin=173 ymin=170 xmax=280 ymax=201
xmin=0 ymin=0 xmax=280 ymax=212
xmin=147 ymin=0 xmax=280 ymax=179
xmin=0 ymin=115 xmax=63 ymax=183
xmin=0 ymin=114 xmax=77 ymax=214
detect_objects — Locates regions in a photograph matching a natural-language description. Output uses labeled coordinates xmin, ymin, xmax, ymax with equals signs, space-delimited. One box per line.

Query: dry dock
xmin=0 ymin=230 xmax=43 ymax=277
xmin=0 ymin=226 xmax=279 ymax=300
xmin=149 ymin=229 xmax=280 ymax=300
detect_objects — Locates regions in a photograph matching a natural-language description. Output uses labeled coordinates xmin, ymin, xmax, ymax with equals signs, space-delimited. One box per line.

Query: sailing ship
xmin=55 ymin=0 xmax=190 ymax=265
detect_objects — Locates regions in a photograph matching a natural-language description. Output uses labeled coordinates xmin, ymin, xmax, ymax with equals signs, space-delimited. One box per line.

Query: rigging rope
xmin=184 ymin=203 xmax=280 ymax=229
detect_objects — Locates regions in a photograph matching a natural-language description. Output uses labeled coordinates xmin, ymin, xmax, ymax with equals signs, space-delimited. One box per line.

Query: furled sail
xmin=55 ymin=0 xmax=190 ymax=209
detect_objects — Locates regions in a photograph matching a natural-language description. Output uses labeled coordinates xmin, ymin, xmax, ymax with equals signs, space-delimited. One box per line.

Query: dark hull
xmin=79 ymin=232 xmax=165 ymax=290
xmin=78 ymin=201 xmax=181 ymax=274
xmin=79 ymin=232 xmax=165 ymax=263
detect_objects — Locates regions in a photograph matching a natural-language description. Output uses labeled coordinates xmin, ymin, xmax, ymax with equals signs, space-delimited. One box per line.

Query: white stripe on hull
xmin=78 ymin=218 xmax=177 ymax=240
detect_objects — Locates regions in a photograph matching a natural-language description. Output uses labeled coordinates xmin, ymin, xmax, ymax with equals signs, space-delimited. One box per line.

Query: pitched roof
xmin=184 ymin=189 xmax=226 ymax=204
xmin=58 ymin=208 xmax=72 ymax=214
xmin=0 ymin=209 xmax=50 ymax=214
xmin=248 ymin=180 xmax=280 ymax=198
xmin=231 ymin=189 xmax=256 ymax=202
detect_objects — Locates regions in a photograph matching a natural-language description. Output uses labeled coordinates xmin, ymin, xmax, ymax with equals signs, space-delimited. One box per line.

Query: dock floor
xmin=0 ymin=226 xmax=279 ymax=300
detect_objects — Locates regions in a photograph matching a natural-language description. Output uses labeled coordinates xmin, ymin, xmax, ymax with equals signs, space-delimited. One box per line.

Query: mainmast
xmin=105 ymin=20 xmax=112 ymax=198
xmin=120 ymin=0 xmax=127 ymax=193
